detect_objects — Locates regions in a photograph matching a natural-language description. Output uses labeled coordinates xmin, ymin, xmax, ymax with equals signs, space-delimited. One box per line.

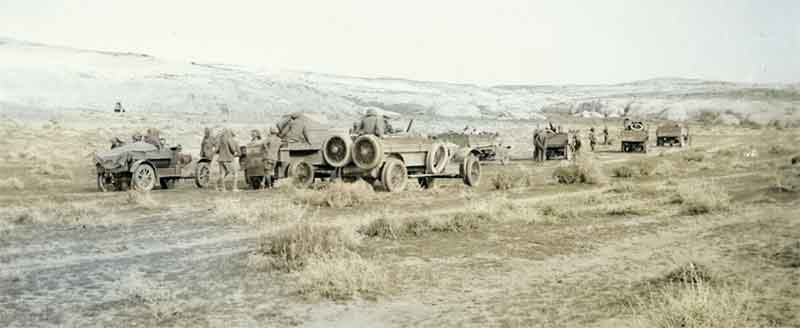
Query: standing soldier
xmin=589 ymin=127 xmax=597 ymax=152
xmin=356 ymin=108 xmax=385 ymax=137
xmin=250 ymin=129 xmax=262 ymax=143
xmin=602 ymin=126 xmax=609 ymax=145
xmin=281 ymin=114 xmax=310 ymax=144
xmin=200 ymin=127 xmax=216 ymax=160
xmin=216 ymin=129 xmax=240 ymax=192
xmin=262 ymin=127 xmax=282 ymax=188
xmin=114 ymin=101 xmax=125 ymax=113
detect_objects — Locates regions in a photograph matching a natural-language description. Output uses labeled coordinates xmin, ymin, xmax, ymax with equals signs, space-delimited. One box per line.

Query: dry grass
xmin=213 ymin=197 xmax=308 ymax=225
xmin=125 ymin=191 xmax=158 ymax=209
xmin=552 ymin=156 xmax=605 ymax=185
xmin=292 ymin=180 xmax=375 ymax=208
xmin=121 ymin=272 xmax=184 ymax=323
xmin=774 ymin=166 xmax=800 ymax=192
xmin=0 ymin=177 xmax=25 ymax=190
xmin=0 ymin=201 xmax=104 ymax=229
xmin=255 ymin=222 xmax=359 ymax=272
xmin=671 ymin=182 xmax=730 ymax=215
xmin=490 ymin=167 xmax=536 ymax=190
xmin=294 ymin=254 xmax=388 ymax=301
xmin=358 ymin=215 xmax=434 ymax=239
xmin=632 ymin=264 xmax=760 ymax=328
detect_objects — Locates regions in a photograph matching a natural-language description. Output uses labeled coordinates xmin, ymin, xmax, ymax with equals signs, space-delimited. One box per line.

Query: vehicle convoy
xmin=240 ymin=113 xmax=351 ymax=189
xmin=345 ymin=132 xmax=481 ymax=192
xmin=95 ymin=142 xmax=210 ymax=191
xmin=434 ymin=132 xmax=511 ymax=164
xmin=533 ymin=129 xmax=573 ymax=161
xmin=620 ymin=120 xmax=649 ymax=153
xmin=656 ymin=123 xmax=690 ymax=147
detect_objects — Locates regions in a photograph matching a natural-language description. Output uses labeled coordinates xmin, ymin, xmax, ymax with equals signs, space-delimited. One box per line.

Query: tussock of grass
xmin=672 ymin=182 xmax=730 ymax=215
xmin=683 ymin=151 xmax=706 ymax=162
xmin=256 ymin=223 xmax=359 ymax=272
xmin=358 ymin=216 xmax=433 ymax=239
xmin=774 ymin=165 xmax=800 ymax=192
xmin=125 ymin=191 xmax=158 ymax=209
xmin=0 ymin=177 xmax=24 ymax=190
xmin=294 ymin=255 xmax=388 ymax=301
xmin=767 ymin=145 xmax=792 ymax=155
xmin=771 ymin=241 xmax=800 ymax=268
xmin=632 ymin=263 xmax=759 ymax=328
xmin=0 ymin=202 xmax=103 ymax=228
xmin=612 ymin=165 xmax=637 ymax=178
xmin=490 ymin=169 xmax=536 ymax=190
xmin=213 ymin=198 xmax=308 ymax=224
xmin=553 ymin=156 xmax=605 ymax=185
xmin=294 ymin=180 xmax=374 ymax=208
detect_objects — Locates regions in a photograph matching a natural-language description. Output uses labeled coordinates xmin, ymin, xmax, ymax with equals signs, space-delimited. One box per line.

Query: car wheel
xmin=195 ymin=161 xmax=211 ymax=188
xmin=132 ymin=164 xmax=156 ymax=191
xmin=380 ymin=158 xmax=407 ymax=192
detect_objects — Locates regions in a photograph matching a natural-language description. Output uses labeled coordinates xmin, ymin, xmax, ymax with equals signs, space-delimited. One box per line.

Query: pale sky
xmin=1 ymin=0 xmax=798 ymax=85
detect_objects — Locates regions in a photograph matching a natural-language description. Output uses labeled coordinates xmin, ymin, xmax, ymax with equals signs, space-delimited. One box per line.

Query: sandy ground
xmin=1 ymin=109 xmax=799 ymax=327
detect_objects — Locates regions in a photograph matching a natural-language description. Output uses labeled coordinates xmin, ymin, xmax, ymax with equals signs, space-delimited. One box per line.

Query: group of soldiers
xmin=200 ymin=125 xmax=283 ymax=192
xmin=110 ymin=128 xmax=164 ymax=150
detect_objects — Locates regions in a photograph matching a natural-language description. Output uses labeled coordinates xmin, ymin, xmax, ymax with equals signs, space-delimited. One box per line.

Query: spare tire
xmin=426 ymin=142 xmax=449 ymax=174
xmin=630 ymin=122 xmax=644 ymax=131
xmin=322 ymin=135 xmax=352 ymax=168
xmin=460 ymin=154 xmax=481 ymax=187
xmin=352 ymin=135 xmax=384 ymax=170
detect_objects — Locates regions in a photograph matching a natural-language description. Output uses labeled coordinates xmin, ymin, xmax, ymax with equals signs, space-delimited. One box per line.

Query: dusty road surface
xmin=1 ymin=111 xmax=799 ymax=327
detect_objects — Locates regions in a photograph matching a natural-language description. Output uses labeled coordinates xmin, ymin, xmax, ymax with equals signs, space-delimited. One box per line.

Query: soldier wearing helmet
xmin=262 ymin=127 xmax=282 ymax=188
xmin=356 ymin=108 xmax=385 ymax=137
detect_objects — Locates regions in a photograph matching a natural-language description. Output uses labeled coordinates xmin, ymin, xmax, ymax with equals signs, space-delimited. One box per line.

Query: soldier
xmin=216 ymin=129 xmax=240 ymax=192
xmin=250 ymin=129 xmax=262 ymax=143
xmin=200 ymin=127 xmax=216 ymax=160
xmin=623 ymin=118 xmax=632 ymax=131
xmin=110 ymin=137 xmax=125 ymax=149
xmin=132 ymin=132 xmax=144 ymax=143
xmin=572 ymin=132 xmax=582 ymax=154
xmin=356 ymin=108 xmax=385 ymax=137
xmin=144 ymin=128 xmax=162 ymax=149
xmin=114 ymin=102 xmax=125 ymax=113
xmin=350 ymin=122 xmax=359 ymax=135
xmin=602 ymin=126 xmax=609 ymax=145
xmin=281 ymin=114 xmax=310 ymax=144
xmin=589 ymin=127 xmax=597 ymax=152
xmin=262 ymin=127 xmax=282 ymax=188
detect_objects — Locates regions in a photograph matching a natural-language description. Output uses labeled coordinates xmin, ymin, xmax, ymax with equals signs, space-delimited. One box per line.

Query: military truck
xmin=240 ymin=113 xmax=353 ymax=189
xmin=95 ymin=142 xmax=210 ymax=191
xmin=656 ymin=123 xmax=689 ymax=147
xmin=434 ymin=132 xmax=511 ymax=164
xmin=620 ymin=121 xmax=649 ymax=153
xmin=239 ymin=132 xmax=352 ymax=189
xmin=533 ymin=130 xmax=573 ymax=161
xmin=346 ymin=133 xmax=481 ymax=192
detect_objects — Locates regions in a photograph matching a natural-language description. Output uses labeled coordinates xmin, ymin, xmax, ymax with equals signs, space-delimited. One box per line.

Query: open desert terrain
xmin=1 ymin=39 xmax=800 ymax=328
xmin=1 ymin=108 xmax=799 ymax=328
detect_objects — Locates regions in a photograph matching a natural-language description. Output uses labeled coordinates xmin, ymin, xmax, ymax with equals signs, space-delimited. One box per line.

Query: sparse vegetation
xmin=0 ymin=177 xmax=24 ymax=190
xmin=213 ymin=197 xmax=308 ymax=224
xmin=294 ymin=255 xmax=388 ymax=301
xmin=632 ymin=263 xmax=760 ymax=328
xmin=294 ymin=180 xmax=375 ymax=208
xmin=125 ymin=191 xmax=158 ymax=209
xmin=552 ymin=156 xmax=605 ymax=184
xmin=612 ymin=165 xmax=636 ymax=178
xmin=672 ymin=182 xmax=730 ymax=215
xmin=256 ymin=223 xmax=359 ymax=272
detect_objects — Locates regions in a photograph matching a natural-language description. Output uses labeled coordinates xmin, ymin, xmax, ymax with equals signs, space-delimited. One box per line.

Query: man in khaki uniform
xmin=281 ymin=114 xmax=310 ymax=144
xmin=262 ymin=127 xmax=282 ymax=188
xmin=357 ymin=108 xmax=385 ymax=137
xmin=216 ymin=129 xmax=240 ymax=191
xmin=200 ymin=127 xmax=216 ymax=160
